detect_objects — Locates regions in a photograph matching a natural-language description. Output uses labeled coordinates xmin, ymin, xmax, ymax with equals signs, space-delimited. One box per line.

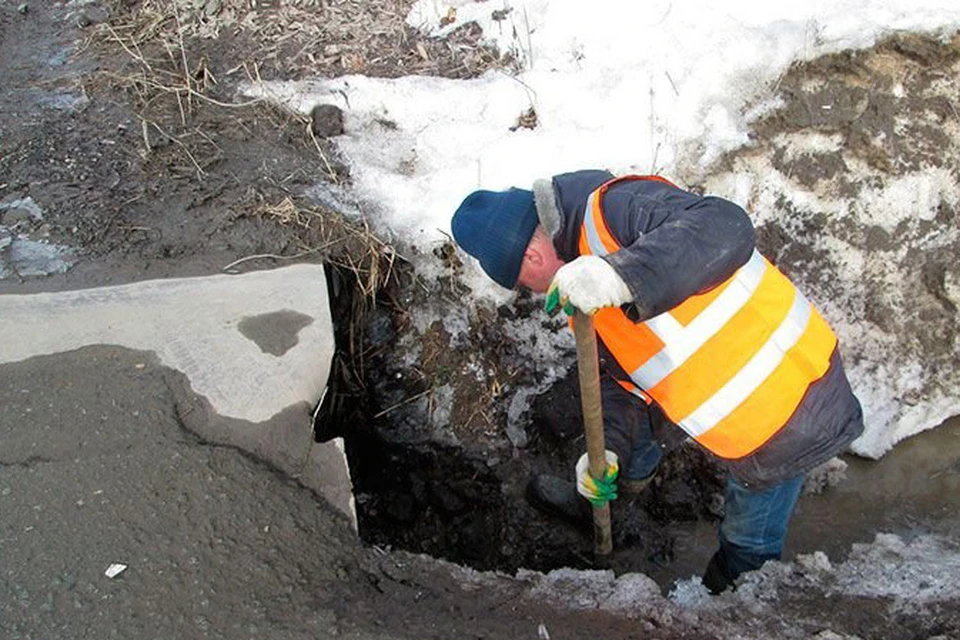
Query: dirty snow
xmin=0 ymin=197 xmax=75 ymax=279
xmin=671 ymin=533 xmax=960 ymax=618
xmin=243 ymin=0 xmax=960 ymax=457
xmin=516 ymin=531 xmax=960 ymax=631
xmin=705 ymin=150 xmax=960 ymax=457
xmin=2 ymin=238 xmax=75 ymax=278
xmin=728 ymin=533 xmax=960 ymax=612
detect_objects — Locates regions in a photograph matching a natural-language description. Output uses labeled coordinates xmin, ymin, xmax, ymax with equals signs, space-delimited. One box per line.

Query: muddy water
xmin=659 ymin=416 xmax=960 ymax=588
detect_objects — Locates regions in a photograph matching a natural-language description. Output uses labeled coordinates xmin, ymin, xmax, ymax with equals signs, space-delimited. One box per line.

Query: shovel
xmin=572 ymin=310 xmax=613 ymax=556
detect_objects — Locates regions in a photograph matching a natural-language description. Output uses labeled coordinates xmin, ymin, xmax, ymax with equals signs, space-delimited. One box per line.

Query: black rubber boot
xmin=618 ymin=471 xmax=656 ymax=496
xmin=525 ymin=474 xmax=591 ymax=527
xmin=702 ymin=550 xmax=737 ymax=595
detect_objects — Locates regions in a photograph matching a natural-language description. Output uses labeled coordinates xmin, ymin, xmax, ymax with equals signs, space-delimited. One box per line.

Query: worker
xmin=450 ymin=170 xmax=864 ymax=593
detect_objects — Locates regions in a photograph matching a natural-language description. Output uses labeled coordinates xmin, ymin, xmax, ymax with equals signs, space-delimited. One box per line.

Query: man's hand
xmin=575 ymin=450 xmax=619 ymax=506
xmin=544 ymin=256 xmax=632 ymax=316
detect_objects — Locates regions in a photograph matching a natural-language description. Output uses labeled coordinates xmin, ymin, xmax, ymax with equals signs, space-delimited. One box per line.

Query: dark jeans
xmin=623 ymin=413 xmax=664 ymax=481
xmin=626 ymin=429 xmax=805 ymax=593
xmin=703 ymin=474 xmax=805 ymax=593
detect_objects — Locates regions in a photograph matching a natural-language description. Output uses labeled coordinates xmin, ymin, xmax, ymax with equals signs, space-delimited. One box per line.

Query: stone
xmin=7 ymin=239 xmax=73 ymax=277
xmin=2 ymin=206 xmax=37 ymax=226
xmin=311 ymin=104 xmax=344 ymax=138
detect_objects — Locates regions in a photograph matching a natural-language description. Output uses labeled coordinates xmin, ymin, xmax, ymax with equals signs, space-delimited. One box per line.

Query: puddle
xmin=652 ymin=415 xmax=960 ymax=587
xmin=790 ymin=415 xmax=960 ymax=557
xmin=237 ymin=309 xmax=314 ymax=356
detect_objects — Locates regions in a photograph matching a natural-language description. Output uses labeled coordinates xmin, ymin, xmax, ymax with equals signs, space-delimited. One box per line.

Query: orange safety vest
xmin=580 ymin=176 xmax=838 ymax=459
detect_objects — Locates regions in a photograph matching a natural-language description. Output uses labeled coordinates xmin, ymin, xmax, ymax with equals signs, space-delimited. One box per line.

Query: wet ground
xmin=663 ymin=415 xmax=960 ymax=587
xmin=793 ymin=416 xmax=960 ymax=556
xmin=348 ymin=387 xmax=960 ymax=592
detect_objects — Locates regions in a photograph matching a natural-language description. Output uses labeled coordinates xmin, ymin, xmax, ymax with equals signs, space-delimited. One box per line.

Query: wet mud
xmin=347 ymin=366 xmax=727 ymax=587
xmin=790 ymin=415 xmax=960 ymax=558
xmin=349 ymin=378 xmax=959 ymax=594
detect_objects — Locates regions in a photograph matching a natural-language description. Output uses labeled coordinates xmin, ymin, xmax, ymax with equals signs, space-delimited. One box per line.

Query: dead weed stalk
xmin=93 ymin=1 xmax=346 ymax=183
xmin=250 ymin=196 xmax=399 ymax=302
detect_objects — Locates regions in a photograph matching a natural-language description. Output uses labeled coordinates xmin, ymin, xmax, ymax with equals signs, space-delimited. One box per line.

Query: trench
xmin=336 ymin=359 xmax=728 ymax=583
xmin=344 ymin=428 xmax=527 ymax=571
xmin=321 ymin=269 xmax=960 ymax=589
xmin=340 ymin=392 xmax=960 ymax=590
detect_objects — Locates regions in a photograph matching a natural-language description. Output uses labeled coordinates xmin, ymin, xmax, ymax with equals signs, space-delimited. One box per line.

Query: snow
xmin=528 ymin=532 xmax=960 ymax=627
xmin=703 ymin=149 xmax=960 ymax=457
xmin=732 ymin=534 xmax=960 ymax=611
xmin=833 ymin=534 xmax=960 ymax=603
xmin=243 ymin=0 xmax=960 ymax=458
xmin=854 ymin=168 xmax=960 ymax=230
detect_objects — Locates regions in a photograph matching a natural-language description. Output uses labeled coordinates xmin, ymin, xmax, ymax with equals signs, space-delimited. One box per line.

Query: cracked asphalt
xmin=0 ymin=345 xmax=359 ymax=639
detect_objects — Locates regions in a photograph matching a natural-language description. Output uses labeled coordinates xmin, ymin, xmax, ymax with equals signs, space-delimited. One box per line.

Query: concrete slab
xmin=0 ymin=264 xmax=356 ymax=529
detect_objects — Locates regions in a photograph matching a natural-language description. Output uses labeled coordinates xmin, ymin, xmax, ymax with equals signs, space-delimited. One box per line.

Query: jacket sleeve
xmin=602 ymin=185 xmax=756 ymax=320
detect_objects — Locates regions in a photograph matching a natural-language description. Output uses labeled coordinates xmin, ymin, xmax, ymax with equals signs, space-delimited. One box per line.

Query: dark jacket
xmin=533 ymin=170 xmax=864 ymax=488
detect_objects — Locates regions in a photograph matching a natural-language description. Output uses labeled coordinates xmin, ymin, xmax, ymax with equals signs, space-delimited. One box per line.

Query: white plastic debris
xmin=537 ymin=623 xmax=550 ymax=640
xmin=105 ymin=563 xmax=127 ymax=578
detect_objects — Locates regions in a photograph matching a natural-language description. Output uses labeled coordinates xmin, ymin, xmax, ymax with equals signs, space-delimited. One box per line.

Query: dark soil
xmin=347 ymin=352 xmax=727 ymax=585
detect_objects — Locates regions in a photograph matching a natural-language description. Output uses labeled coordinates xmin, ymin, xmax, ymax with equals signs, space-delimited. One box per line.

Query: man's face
xmin=516 ymin=233 xmax=565 ymax=293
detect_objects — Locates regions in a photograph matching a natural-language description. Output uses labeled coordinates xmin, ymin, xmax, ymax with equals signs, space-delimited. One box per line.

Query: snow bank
xmin=242 ymin=0 xmax=960 ymax=457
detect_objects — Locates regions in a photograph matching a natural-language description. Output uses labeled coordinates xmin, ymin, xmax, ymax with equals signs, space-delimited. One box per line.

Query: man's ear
xmin=524 ymin=244 xmax=544 ymax=267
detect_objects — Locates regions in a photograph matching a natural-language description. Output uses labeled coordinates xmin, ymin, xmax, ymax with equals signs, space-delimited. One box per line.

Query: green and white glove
xmin=575 ymin=450 xmax=619 ymax=506
xmin=544 ymin=256 xmax=632 ymax=316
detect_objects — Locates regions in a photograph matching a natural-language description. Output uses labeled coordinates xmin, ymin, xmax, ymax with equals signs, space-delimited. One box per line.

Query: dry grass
xmin=247 ymin=195 xmax=398 ymax=300
xmin=84 ymin=13 xmax=395 ymax=353
xmin=75 ymin=0 xmax=521 ymax=433
xmin=99 ymin=0 xmax=512 ymax=81
xmin=85 ymin=0 xmax=508 ymax=369
xmin=89 ymin=0 xmax=512 ymax=207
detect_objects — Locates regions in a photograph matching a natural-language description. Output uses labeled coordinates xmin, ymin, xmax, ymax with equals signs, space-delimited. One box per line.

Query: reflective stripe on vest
xmin=579 ymin=176 xmax=837 ymax=459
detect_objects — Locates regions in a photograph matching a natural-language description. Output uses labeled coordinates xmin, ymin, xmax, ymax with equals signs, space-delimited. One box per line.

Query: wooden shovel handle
xmin=572 ymin=310 xmax=613 ymax=556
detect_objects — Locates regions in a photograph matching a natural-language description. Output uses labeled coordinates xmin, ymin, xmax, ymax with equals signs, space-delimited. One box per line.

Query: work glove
xmin=544 ymin=256 xmax=633 ymax=316
xmin=575 ymin=450 xmax=619 ymax=506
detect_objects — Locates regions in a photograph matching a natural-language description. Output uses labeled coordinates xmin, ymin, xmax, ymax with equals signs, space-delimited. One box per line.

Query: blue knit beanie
xmin=451 ymin=187 xmax=537 ymax=289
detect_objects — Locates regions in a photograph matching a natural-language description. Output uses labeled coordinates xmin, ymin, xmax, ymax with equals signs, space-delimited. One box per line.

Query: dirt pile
xmin=695 ymin=32 xmax=960 ymax=457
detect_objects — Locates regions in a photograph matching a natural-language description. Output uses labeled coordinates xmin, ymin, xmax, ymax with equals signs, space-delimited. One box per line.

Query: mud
xmin=348 ymin=364 xmax=726 ymax=586
xmin=0 ymin=0 xmax=352 ymax=295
